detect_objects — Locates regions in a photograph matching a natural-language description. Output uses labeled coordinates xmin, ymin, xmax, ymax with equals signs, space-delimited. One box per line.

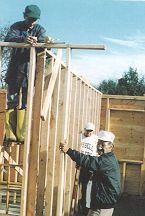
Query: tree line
xmin=96 ymin=67 xmax=145 ymax=96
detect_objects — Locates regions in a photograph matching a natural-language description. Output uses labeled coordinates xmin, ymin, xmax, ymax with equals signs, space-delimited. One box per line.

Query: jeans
xmin=7 ymin=85 xmax=27 ymax=109
xmin=87 ymin=208 xmax=114 ymax=216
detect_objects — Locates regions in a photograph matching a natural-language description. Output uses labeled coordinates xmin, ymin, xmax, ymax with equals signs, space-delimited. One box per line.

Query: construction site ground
xmin=113 ymin=194 xmax=145 ymax=216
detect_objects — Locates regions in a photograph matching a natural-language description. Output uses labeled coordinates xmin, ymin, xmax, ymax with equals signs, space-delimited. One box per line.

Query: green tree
xmin=97 ymin=80 xmax=117 ymax=95
xmin=97 ymin=67 xmax=145 ymax=96
xmin=0 ymin=25 xmax=10 ymax=88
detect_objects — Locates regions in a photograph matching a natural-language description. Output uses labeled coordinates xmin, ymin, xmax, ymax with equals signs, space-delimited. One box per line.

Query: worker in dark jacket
xmin=5 ymin=5 xmax=46 ymax=143
xmin=60 ymin=130 xmax=121 ymax=216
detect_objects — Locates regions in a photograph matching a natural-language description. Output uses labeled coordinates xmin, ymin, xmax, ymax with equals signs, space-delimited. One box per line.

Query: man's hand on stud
xmin=59 ymin=140 xmax=69 ymax=153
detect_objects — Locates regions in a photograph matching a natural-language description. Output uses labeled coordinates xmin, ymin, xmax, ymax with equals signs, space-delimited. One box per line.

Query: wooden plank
xmin=105 ymin=98 xmax=110 ymax=130
xmin=36 ymin=57 xmax=54 ymax=215
xmin=26 ymin=51 xmax=46 ymax=215
xmin=41 ymin=49 xmax=62 ymax=120
xmin=56 ymin=48 xmax=71 ymax=216
xmin=119 ymin=159 xmax=143 ymax=164
xmin=110 ymin=108 xmax=145 ymax=112
xmin=0 ymin=113 xmax=5 ymax=146
xmin=14 ymin=145 xmax=20 ymax=184
xmin=0 ymin=145 xmax=4 ymax=182
xmin=63 ymin=73 xmax=74 ymax=215
xmin=76 ymin=80 xmax=82 ymax=149
xmin=44 ymin=66 xmax=61 ymax=216
xmin=3 ymin=151 xmax=23 ymax=176
xmin=50 ymin=67 xmax=66 ymax=216
xmin=98 ymin=94 xmax=102 ymax=132
xmin=84 ymin=85 xmax=89 ymax=125
xmin=79 ymin=83 xmax=85 ymax=131
xmin=0 ymin=47 xmax=1 ymax=84
xmin=103 ymin=94 xmax=145 ymax=101
xmin=0 ymin=41 xmax=105 ymax=50
xmin=121 ymin=162 xmax=126 ymax=193
xmin=0 ymin=90 xmax=6 ymax=112
xmin=20 ymin=47 xmax=36 ymax=216
xmin=139 ymin=112 xmax=145 ymax=195
xmin=67 ymin=76 xmax=78 ymax=215
xmin=73 ymin=79 xmax=82 ymax=210
xmin=91 ymin=90 xmax=96 ymax=124
xmin=97 ymin=92 xmax=101 ymax=132
xmin=93 ymin=92 xmax=97 ymax=132
xmin=6 ymin=146 xmax=11 ymax=214
xmin=82 ymin=84 xmax=88 ymax=131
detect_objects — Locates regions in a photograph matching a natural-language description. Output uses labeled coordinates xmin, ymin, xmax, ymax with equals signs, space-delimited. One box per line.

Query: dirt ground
xmin=113 ymin=195 xmax=145 ymax=216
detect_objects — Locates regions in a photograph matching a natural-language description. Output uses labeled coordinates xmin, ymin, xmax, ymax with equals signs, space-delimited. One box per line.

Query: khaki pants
xmin=87 ymin=208 xmax=114 ymax=216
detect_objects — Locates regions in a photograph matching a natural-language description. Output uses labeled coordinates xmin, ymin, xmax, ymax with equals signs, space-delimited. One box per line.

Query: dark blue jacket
xmin=67 ymin=148 xmax=121 ymax=209
xmin=5 ymin=21 xmax=46 ymax=89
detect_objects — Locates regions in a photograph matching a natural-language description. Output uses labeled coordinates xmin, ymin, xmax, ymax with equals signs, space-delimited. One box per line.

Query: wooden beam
xmin=45 ymin=66 xmax=61 ymax=216
xmin=56 ymin=48 xmax=71 ymax=216
xmin=121 ymin=162 xmax=126 ymax=193
xmin=41 ymin=49 xmax=62 ymax=121
xmin=0 ymin=145 xmax=4 ymax=182
xmin=63 ymin=72 xmax=73 ymax=215
xmin=139 ymin=114 xmax=145 ymax=195
xmin=110 ymin=108 xmax=145 ymax=112
xmin=105 ymin=98 xmax=110 ymax=131
xmin=0 ymin=41 xmax=105 ymax=50
xmin=3 ymin=151 xmax=23 ymax=176
xmin=119 ymin=159 xmax=143 ymax=164
xmin=26 ymin=51 xmax=46 ymax=215
xmin=68 ymin=76 xmax=78 ymax=215
xmin=0 ymin=47 xmax=1 ymax=82
xmin=20 ymin=47 xmax=36 ymax=216
xmin=36 ymin=58 xmax=53 ymax=215
xmin=102 ymin=94 xmax=145 ymax=101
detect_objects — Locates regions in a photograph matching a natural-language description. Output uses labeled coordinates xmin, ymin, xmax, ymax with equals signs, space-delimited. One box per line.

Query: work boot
xmin=5 ymin=109 xmax=17 ymax=142
xmin=16 ymin=109 xmax=26 ymax=143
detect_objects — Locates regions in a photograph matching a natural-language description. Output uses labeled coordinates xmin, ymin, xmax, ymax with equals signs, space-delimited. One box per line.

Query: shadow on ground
xmin=113 ymin=195 xmax=145 ymax=216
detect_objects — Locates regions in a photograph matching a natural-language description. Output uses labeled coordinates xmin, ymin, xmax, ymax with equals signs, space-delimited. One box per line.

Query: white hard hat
xmin=84 ymin=122 xmax=95 ymax=131
xmin=98 ymin=130 xmax=115 ymax=143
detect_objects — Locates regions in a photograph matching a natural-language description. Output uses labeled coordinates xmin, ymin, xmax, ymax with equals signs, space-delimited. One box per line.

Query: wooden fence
xmin=100 ymin=94 xmax=145 ymax=196
xmin=0 ymin=42 xmax=103 ymax=215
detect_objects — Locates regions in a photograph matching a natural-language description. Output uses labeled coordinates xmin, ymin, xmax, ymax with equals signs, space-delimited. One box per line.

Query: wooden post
xmin=63 ymin=72 xmax=73 ymax=215
xmin=0 ymin=47 xmax=1 ymax=83
xmin=41 ymin=50 xmax=62 ymax=120
xmin=122 ymin=162 xmax=126 ymax=193
xmin=56 ymin=47 xmax=71 ymax=216
xmin=13 ymin=145 xmax=20 ymax=203
xmin=36 ymin=57 xmax=54 ymax=215
xmin=139 ymin=122 xmax=145 ymax=195
xmin=26 ymin=51 xmax=46 ymax=215
xmin=84 ymin=85 xmax=89 ymax=125
xmin=20 ymin=47 xmax=36 ymax=216
xmin=44 ymin=66 xmax=61 ymax=216
xmin=68 ymin=76 xmax=78 ymax=215
xmin=6 ymin=147 xmax=11 ymax=214
xmin=105 ymin=97 xmax=110 ymax=131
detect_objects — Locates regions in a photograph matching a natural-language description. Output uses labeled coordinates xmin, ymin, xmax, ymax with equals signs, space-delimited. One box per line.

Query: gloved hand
xmin=25 ymin=36 xmax=38 ymax=45
xmin=44 ymin=36 xmax=55 ymax=44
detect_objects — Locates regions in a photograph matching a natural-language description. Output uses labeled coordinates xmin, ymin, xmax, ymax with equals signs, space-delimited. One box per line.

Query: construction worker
xmin=60 ymin=130 xmax=121 ymax=216
xmin=78 ymin=122 xmax=98 ymax=216
xmin=4 ymin=5 xmax=46 ymax=143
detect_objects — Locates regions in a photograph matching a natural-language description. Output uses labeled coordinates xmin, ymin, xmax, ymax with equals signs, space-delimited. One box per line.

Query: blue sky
xmin=1 ymin=0 xmax=145 ymax=85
